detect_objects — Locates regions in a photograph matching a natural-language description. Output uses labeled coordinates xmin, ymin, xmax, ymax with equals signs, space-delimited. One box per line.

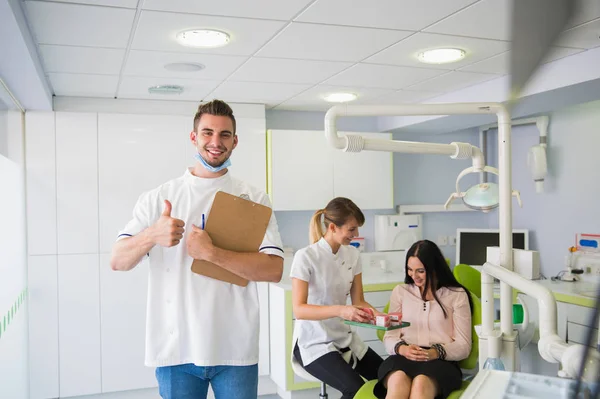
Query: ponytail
xmin=309 ymin=209 xmax=326 ymax=244
xmin=308 ymin=198 xmax=365 ymax=245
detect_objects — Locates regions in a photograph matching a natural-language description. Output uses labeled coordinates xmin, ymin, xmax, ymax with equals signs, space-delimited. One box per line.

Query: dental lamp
xmin=324 ymin=102 xmax=599 ymax=385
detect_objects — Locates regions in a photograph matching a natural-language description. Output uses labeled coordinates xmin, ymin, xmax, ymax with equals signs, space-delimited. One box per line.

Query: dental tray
xmin=344 ymin=321 xmax=410 ymax=331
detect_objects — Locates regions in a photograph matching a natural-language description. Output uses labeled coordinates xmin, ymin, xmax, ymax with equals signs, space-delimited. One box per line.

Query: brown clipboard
xmin=191 ymin=191 xmax=272 ymax=287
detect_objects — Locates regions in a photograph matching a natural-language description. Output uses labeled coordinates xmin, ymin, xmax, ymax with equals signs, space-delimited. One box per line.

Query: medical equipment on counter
xmin=487 ymin=247 xmax=540 ymax=280
xmin=323 ymin=101 xmax=598 ymax=391
xmin=373 ymin=214 xmax=422 ymax=252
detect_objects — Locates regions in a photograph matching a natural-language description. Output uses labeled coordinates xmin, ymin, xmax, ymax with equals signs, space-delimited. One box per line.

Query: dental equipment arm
xmin=324 ymin=103 xmax=496 ymax=169
xmin=324 ymin=102 xmax=512 ymax=342
xmin=483 ymin=261 xmax=600 ymax=382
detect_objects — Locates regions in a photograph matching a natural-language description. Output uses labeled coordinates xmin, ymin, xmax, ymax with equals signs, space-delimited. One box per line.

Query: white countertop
xmin=494 ymin=279 xmax=599 ymax=306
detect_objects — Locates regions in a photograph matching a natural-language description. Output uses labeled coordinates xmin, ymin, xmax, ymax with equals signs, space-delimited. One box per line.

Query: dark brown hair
xmin=309 ymin=197 xmax=365 ymax=244
xmin=193 ymin=99 xmax=236 ymax=134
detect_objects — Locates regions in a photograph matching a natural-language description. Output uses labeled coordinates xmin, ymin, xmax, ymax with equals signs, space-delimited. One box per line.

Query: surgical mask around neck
xmin=194 ymin=153 xmax=231 ymax=173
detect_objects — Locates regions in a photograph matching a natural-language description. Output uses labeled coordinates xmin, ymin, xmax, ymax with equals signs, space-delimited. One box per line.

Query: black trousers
xmin=294 ymin=344 xmax=383 ymax=399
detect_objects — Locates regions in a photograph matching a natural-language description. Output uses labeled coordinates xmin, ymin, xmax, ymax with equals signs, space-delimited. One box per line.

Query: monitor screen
xmin=456 ymin=229 xmax=529 ymax=267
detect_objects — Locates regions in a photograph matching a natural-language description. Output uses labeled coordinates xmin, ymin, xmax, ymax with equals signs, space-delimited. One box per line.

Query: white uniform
xmin=290 ymin=238 xmax=367 ymax=366
xmin=118 ymin=168 xmax=283 ymax=368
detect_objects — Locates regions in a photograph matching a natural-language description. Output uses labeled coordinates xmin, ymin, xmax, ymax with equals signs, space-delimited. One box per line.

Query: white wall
xmin=0 ymin=110 xmax=29 ymax=399
xmin=486 ymin=100 xmax=600 ymax=277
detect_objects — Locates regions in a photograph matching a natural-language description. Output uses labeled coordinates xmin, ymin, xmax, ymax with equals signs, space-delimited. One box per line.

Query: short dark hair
xmin=193 ymin=99 xmax=236 ymax=134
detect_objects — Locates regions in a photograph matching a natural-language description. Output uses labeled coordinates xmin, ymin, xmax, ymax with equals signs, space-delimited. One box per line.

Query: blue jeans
xmin=155 ymin=363 xmax=258 ymax=399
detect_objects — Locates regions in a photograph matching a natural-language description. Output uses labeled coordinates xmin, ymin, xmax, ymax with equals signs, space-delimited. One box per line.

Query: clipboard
xmin=191 ymin=191 xmax=272 ymax=287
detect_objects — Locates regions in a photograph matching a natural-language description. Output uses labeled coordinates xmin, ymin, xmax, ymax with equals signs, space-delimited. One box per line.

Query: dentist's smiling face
xmin=407 ymin=256 xmax=427 ymax=288
xmin=191 ymin=114 xmax=237 ymax=167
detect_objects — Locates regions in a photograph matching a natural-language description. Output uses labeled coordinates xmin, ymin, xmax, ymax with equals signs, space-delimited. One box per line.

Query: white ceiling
xmin=21 ymin=0 xmax=600 ymax=111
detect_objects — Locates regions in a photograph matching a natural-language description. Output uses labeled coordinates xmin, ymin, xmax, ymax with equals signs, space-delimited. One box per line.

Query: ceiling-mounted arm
xmin=324 ymin=103 xmax=501 ymax=167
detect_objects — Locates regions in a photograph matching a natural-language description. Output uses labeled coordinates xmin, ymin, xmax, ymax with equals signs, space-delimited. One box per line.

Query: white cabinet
xmin=28 ymin=255 xmax=59 ymax=399
xmin=258 ymin=282 xmax=270 ymax=376
xmin=25 ymin=112 xmax=57 ymax=255
xmin=333 ymin=132 xmax=394 ymax=210
xmin=99 ymin=255 xmax=156 ymax=393
xmin=98 ymin=113 xmax=190 ymax=253
xmin=58 ymin=254 xmax=102 ymax=397
xmin=56 ymin=112 xmax=99 ymax=254
xmin=229 ymin=118 xmax=267 ymax=192
xmin=268 ymin=130 xmax=334 ymax=211
xmin=267 ymin=130 xmax=394 ymax=211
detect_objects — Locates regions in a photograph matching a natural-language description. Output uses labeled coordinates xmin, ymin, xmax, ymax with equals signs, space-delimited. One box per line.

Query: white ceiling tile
xmin=425 ymin=0 xmax=511 ymax=41
xmin=49 ymin=73 xmax=119 ymax=97
xmin=276 ymin=85 xmax=395 ymax=111
xmin=365 ymin=32 xmax=510 ymax=70
xmin=358 ymin=90 xmax=442 ymax=105
xmin=229 ymin=57 xmax=352 ymax=84
xmin=460 ymin=47 xmax=585 ymax=74
xmin=124 ymin=50 xmax=248 ymax=80
xmin=255 ymin=22 xmax=412 ymax=62
xmin=143 ymin=0 xmax=314 ymax=20
xmin=206 ymin=81 xmax=312 ymax=104
xmin=117 ymin=76 xmax=221 ymax=101
xmin=323 ymin=63 xmax=446 ymax=89
xmin=24 ymin=1 xmax=135 ymax=48
xmin=32 ymin=0 xmax=138 ymax=7
xmin=557 ymin=19 xmax=600 ymax=49
xmin=132 ymin=10 xmax=286 ymax=55
xmin=405 ymin=71 xmax=499 ymax=92
xmin=296 ymin=0 xmax=478 ymax=31
xmin=39 ymin=45 xmax=125 ymax=75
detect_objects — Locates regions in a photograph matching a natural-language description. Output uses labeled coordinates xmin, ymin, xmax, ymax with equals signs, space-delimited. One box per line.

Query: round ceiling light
xmin=148 ymin=85 xmax=184 ymax=95
xmin=164 ymin=62 xmax=205 ymax=72
xmin=417 ymin=48 xmax=466 ymax=64
xmin=323 ymin=92 xmax=358 ymax=103
xmin=176 ymin=29 xmax=230 ymax=48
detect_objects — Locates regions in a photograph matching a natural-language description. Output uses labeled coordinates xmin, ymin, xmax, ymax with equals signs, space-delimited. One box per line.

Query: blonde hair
xmin=308 ymin=197 xmax=365 ymax=244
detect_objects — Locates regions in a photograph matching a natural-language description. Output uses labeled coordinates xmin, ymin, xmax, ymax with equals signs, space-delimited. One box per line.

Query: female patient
xmin=291 ymin=197 xmax=383 ymax=399
xmin=375 ymin=240 xmax=473 ymax=399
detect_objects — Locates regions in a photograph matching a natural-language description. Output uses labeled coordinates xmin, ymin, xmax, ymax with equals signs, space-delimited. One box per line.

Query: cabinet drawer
xmin=364 ymin=291 xmax=393 ymax=308
xmin=567 ymin=322 xmax=599 ymax=347
xmin=565 ymin=304 xmax=596 ymax=326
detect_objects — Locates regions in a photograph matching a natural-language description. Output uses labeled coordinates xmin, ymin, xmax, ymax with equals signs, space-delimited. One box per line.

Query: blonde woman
xmin=291 ymin=197 xmax=384 ymax=399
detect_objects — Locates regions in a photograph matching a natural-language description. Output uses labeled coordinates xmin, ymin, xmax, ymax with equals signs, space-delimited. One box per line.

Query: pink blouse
xmin=383 ymin=284 xmax=472 ymax=361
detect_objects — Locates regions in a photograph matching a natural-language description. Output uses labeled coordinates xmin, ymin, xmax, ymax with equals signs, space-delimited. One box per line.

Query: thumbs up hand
xmin=149 ymin=200 xmax=185 ymax=247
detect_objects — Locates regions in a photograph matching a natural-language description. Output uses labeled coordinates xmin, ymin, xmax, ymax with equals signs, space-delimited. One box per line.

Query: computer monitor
xmin=455 ymin=228 xmax=529 ymax=267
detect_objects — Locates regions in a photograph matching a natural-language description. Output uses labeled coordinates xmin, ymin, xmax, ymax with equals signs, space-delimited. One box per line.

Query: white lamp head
xmin=444 ymin=166 xmax=523 ymax=212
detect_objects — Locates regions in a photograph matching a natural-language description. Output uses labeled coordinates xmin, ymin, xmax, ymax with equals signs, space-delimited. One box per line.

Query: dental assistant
xmin=291 ymin=197 xmax=384 ymax=399
xmin=110 ymin=99 xmax=284 ymax=399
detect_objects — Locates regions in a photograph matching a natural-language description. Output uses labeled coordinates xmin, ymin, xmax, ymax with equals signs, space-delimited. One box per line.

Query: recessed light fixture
xmin=164 ymin=63 xmax=205 ymax=72
xmin=148 ymin=85 xmax=184 ymax=95
xmin=417 ymin=48 xmax=466 ymax=64
xmin=176 ymin=29 xmax=230 ymax=48
xmin=324 ymin=92 xmax=358 ymax=103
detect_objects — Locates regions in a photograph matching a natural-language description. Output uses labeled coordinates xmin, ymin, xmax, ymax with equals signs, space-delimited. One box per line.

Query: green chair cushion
xmin=354 ymin=380 xmax=378 ymax=399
